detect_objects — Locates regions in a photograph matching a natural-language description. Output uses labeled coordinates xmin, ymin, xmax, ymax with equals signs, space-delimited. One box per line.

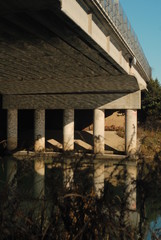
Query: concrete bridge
xmin=0 ymin=0 xmax=151 ymax=155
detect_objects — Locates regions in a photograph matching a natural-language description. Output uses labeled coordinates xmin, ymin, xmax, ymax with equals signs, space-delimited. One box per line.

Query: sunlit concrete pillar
xmin=34 ymin=159 xmax=45 ymax=198
xmin=7 ymin=109 xmax=18 ymax=151
xmin=34 ymin=110 xmax=45 ymax=152
xmin=94 ymin=161 xmax=104 ymax=197
xmin=63 ymin=109 xmax=74 ymax=151
xmin=126 ymin=164 xmax=137 ymax=211
xmin=94 ymin=109 xmax=105 ymax=154
xmin=125 ymin=110 xmax=137 ymax=155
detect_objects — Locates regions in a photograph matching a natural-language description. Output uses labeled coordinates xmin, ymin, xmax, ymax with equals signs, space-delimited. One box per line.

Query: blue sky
xmin=120 ymin=0 xmax=161 ymax=83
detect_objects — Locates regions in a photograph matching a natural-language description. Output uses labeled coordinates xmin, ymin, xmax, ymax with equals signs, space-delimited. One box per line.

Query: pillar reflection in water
xmin=6 ymin=157 xmax=17 ymax=201
xmin=126 ymin=164 xmax=137 ymax=211
xmin=94 ymin=160 xmax=104 ymax=197
xmin=63 ymin=159 xmax=74 ymax=189
xmin=34 ymin=159 xmax=45 ymax=199
xmin=104 ymin=161 xmax=138 ymax=229
xmin=6 ymin=157 xmax=17 ymax=185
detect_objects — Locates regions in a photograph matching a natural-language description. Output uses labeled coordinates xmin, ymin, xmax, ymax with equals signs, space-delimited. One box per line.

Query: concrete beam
xmin=100 ymin=91 xmax=141 ymax=109
xmin=3 ymin=91 xmax=141 ymax=110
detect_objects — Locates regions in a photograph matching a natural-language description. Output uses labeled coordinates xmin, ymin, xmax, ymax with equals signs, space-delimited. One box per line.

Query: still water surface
xmin=0 ymin=156 xmax=161 ymax=239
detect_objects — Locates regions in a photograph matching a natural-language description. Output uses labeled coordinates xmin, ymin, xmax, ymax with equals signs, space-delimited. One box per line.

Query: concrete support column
xmin=63 ymin=109 xmax=74 ymax=151
xmin=34 ymin=159 xmax=45 ymax=198
xmin=93 ymin=109 xmax=105 ymax=154
xmin=7 ymin=109 xmax=18 ymax=151
xmin=34 ymin=110 xmax=45 ymax=152
xmin=125 ymin=110 xmax=137 ymax=155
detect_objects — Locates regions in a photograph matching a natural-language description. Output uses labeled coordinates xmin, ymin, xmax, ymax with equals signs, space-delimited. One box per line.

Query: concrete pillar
xmin=7 ymin=109 xmax=18 ymax=151
xmin=94 ymin=161 xmax=104 ymax=197
xmin=125 ymin=110 xmax=137 ymax=154
xmin=34 ymin=159 xmax=45 ymax=198
xmin=63 ymin=109 xmax=74 ymax=151
xmin=34 ymin=110 xmax=45 ymax=152
xmin=93 ymin=109 xmax=105 ymax=154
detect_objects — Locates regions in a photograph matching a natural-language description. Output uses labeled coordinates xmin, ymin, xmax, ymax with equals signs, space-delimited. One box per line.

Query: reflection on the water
xmin=146 ymin=217 xmax=161 ymax=240
xmin=0 ymin=153 xmax=161 ymax=239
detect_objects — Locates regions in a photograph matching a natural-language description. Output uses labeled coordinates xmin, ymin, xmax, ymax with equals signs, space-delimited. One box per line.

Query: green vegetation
xmin=137 ymin=78 xmax=161 ymax=160
xmin=139 ymin=78 xmax=161 ymax=123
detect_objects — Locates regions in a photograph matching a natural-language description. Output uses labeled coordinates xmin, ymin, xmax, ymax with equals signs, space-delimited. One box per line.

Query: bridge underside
xmin=0 ymin=0 xmax=140 ymax=155
xmin=0 ymin=0 xmax=140 ymax=110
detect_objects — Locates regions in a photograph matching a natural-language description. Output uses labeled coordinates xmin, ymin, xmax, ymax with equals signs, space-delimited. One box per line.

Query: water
xmin=0 ymin=155 xmax=161 ymax=239
xmin=146 ymin=217 xmax=161 ymax=240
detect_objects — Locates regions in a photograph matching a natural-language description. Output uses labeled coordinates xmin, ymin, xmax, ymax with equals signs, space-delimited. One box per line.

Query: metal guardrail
xmin=97 ymin=0 xmax=151 ymax=79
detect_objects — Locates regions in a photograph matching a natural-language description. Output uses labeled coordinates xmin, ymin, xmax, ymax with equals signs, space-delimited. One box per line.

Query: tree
xmin=139 ymin=78 xmax=161 ymax=122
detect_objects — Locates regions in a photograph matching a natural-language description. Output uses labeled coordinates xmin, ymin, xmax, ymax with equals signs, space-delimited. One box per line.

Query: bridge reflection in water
xmin=0 ymin=154 xmax=141 ymax=239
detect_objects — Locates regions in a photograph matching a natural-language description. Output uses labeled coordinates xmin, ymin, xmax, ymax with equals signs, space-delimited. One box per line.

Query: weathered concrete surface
xmin=1 ymin=76 xmax=139 ymax=95
xmin=61 ymin=0 xmax=150 ymax=84
xmin=34 ymin=110 xmax=45 ymax=152
xmin=3 ymin=91 xmax=141 ymax=110
xmin=7 ymin=109 xmax=18 ymax=151
xmin=0 ymin=0 xmax=149 ymax=124
xmin=63 ymin=109 xmax=74 ymax=151
xmin=125 ymin=110 xmax=137 ymax=154
xmin=94 ymin=109 xmax=105 ymax=154
xmin=104 ymin=131 xmax=125 ymax=152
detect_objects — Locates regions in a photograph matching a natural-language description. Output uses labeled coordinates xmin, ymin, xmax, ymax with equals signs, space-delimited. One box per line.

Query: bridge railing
xmin=97 ymin=0 xmax=151 ymax=79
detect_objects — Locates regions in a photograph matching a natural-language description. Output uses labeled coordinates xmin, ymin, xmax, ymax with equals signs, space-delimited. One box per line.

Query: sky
xmin=120 ymin=0 xmax=161 ymax=83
